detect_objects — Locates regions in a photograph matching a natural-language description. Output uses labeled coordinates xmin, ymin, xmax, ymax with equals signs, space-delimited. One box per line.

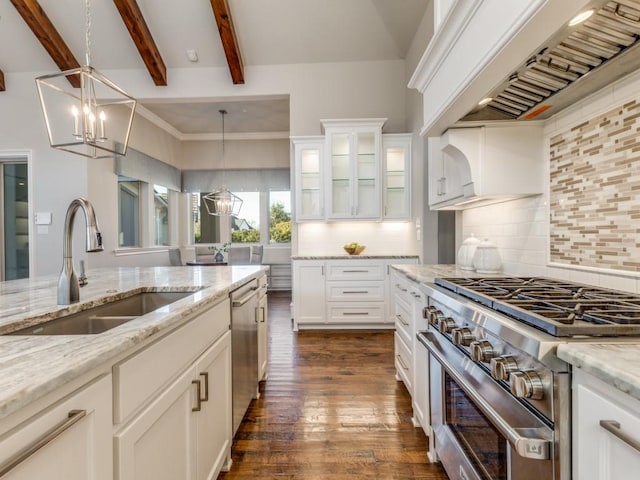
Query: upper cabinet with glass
xmin=292 ymin=136 xmax=325 ymax=221
xmin=322 ymin=119 xmax=385 ymax=220
xmin=382 ymin=134 xmax=411 ymax=220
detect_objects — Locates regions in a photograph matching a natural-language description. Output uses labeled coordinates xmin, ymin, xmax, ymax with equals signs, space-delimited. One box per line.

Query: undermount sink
xmin=7 ymin=291 xmax=196 ymax=336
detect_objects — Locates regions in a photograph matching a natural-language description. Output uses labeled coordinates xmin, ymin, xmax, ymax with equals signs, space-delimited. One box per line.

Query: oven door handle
xmin=422 ymin=332 xmax=552 ymax=460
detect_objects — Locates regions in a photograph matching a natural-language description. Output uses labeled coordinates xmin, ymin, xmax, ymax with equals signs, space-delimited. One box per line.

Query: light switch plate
xmin=35 ymin=212 xmax=52 ymax=225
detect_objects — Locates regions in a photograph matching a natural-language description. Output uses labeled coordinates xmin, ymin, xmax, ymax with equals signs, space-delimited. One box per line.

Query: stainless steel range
xmin=417 ymin=277 xmax=640 ymax=480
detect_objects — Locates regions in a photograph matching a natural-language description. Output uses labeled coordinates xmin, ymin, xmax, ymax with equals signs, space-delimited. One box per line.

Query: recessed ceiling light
xmin=478 ymin=97 xmax=493 ymax=106
xmin=186 ymin=49 xmax=198 ymax=62
xmin=568 ymin=9 xmax=593 ymax=26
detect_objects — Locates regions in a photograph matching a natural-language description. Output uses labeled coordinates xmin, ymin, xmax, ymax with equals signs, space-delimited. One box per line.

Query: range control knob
xmin=438 ymin=317 xmax=456 ymax=334
xmin=490 ymin=356 xmax=519 ymax=381
xmin=451 ymin=327 xmax=474 ymax=346
xmin=427 ymin=308 xmax=444 ymax=327
xmin=470 ymin=340 xmax=495 ymax=363
xmin=510 ymin=371 xmax=544 ymax=400
xmin=423 ymin=306 xmax=436 ymax=320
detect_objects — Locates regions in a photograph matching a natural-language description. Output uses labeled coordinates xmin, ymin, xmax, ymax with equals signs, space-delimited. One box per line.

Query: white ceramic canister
xmin=472 ymin=238 xmax=502 ymax=274
xmin=457 ymin=234 xmax=480 ymax=271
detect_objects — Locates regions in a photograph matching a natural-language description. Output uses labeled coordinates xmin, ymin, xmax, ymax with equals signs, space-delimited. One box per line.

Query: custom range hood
xmin=462 ymin=0 xmax=640 ymax=122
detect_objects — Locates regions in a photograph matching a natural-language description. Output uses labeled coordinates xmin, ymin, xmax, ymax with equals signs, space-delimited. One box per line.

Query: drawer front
xmin=394 ymin=299 xmax=412 ymax=347
xmin=326 ymin=281 xmax=385 ymax=302
xmin=327 ymin=303 xmax=385 ymax=324
xmin=391 ymin=272 xmax=413 ymax=306
xmin=113 ymin=298 xmax=230 ymax=424
xmin=394 ymin=333 xmax=412 ymax=394
xmin=326 ymin=262 xmax=385 ymax=281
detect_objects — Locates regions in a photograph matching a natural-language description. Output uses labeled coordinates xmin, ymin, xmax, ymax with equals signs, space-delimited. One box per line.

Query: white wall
xmin=459 ymin=68 xmax=640 ymax=294
xmin=181 ymin=138 xmax=289 ymax=170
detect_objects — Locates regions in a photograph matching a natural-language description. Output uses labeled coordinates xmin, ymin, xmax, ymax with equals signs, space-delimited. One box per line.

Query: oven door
xmin=419 ymin=331 xmax=556 ymax=480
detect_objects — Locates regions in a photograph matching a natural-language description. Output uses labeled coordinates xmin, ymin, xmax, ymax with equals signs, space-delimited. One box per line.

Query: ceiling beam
xmin=0 ymin=70 xmax=5 ymax=91
xmin=210 ymin=0 xmax=245 ymax=84
xmin=113 ymin=0 xmax=167 ymax=86
xmin=10 ymin=0 xmax=81 ymax=87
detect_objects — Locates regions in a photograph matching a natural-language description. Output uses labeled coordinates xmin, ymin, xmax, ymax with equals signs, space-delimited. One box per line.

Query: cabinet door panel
xmin=294 ymin=138 xmax=325 ymax=221
xmin=115 ymin=366 xmax=197 ymax=480
xmin=0 ymin=375 xmax=112 ymax=480
xmin=257 ymin=292 xmax=268 ymax=380
xmin=293 ymin=261 xmax=326 ymax=327
xmin=195 ymin=331 xmax=232 ymax=480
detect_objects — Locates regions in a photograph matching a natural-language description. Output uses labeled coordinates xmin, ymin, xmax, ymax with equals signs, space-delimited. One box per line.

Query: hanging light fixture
xmin=35 ymin=0 xmax=137 ymax=159
xmin=203 ymin=109 xmax=243 ymax=216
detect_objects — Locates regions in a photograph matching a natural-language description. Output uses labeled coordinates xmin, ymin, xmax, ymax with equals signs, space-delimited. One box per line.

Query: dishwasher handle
xmin=232 ymin=286 xmax=259 ymax=307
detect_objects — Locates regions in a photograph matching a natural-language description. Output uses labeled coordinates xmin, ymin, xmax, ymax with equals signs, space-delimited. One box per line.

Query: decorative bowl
xmin=344 ymin=245 xmax=366 ymax=255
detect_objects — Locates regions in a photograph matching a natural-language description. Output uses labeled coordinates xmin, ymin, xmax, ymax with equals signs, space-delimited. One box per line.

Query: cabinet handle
xmin=0 ymin=409 xmax=87 ymax=477
xmin=396 ymin=354 xmax=409 ymax=371
xmin=343 ymin=290 xmax=369 ymax=294
xmin=343 ymin=312 xmax=369 ymax=316
xmin=321 ymin=265 xmax=324 ymax=276
xmin=600 ymin=420 xmax=640 ymax=453
xmin=396 ymin=314 xmax=409 ymax=326
xmin=192 ymin=380 xmax=202 ymax=412
xmin=199 ymin=372 xmax=209 ymax=402
xmin=343 ymin=270 xmax=369 ymax=273
xmin=259 ymin=306 xmax=266 ymax=322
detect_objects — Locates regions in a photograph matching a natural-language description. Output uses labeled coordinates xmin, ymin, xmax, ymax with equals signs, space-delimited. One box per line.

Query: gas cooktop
xmin=434 ymin=277 xmax=640 ymax=337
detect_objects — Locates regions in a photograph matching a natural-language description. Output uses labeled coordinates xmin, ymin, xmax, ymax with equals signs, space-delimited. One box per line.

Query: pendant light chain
xmin=85 ymin=0 xmax=92 ymax=66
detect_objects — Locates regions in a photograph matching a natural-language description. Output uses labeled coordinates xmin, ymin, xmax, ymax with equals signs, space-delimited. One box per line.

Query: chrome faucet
xmin=57 ymin=197 xmax=104 ymax=305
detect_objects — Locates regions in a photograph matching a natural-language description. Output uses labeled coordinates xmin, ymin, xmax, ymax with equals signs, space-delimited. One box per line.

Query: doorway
xmin=0 ymin=159 xmax=30 ymax=280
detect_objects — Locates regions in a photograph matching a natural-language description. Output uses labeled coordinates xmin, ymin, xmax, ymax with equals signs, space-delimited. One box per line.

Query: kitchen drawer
xmin=391 ymin=273 xmax=413 ymax=306
xmin=327 ymin=303 xmax=385 ymax=324
xmin=326 ymin=261 xmax=385 ymax=281
xmin=394 ymin=298 xmax=412 ymax=348
xmin=326 ymin=281 xmax=385 ymax=302
xmin=113 ymin=298 xmax=230 ymax=424
xmin=394 ymin=332 xmax=412 ymax=394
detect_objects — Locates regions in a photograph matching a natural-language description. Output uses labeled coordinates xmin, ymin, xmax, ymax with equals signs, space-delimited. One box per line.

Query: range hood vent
xmin=462 ymin=0 xmax=640 ymax=122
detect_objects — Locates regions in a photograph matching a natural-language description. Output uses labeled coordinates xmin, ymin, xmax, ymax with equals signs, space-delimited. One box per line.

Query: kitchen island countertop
xmin=292 ymin=254 xmax=420 ymax=260
xmin=0 ymin=265 xmax=267 ymax=421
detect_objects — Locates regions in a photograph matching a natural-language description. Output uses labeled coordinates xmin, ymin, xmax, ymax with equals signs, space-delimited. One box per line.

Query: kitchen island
xmin=0 ymin=265 xmax=267 ymax=480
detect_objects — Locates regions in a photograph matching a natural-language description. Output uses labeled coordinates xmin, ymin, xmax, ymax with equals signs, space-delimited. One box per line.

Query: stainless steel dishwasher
xmin=230 ymin=278 xmax=260 ymax=435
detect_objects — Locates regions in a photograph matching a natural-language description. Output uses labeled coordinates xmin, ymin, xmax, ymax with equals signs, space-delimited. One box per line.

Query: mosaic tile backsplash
xmin=549 ymin=100 xmax=640 ymax=272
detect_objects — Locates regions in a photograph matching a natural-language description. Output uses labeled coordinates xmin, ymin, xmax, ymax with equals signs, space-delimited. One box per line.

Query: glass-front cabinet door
xmin=382 ymin=134 xmax=411 ymax=220
xmin=293 ymin=136 xmax=325 ymax=221
xmin=323 ymin=119 xmax=385 ymax=220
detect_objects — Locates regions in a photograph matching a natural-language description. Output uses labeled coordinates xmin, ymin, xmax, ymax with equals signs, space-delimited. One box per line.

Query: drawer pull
xmin=395 ymin=314 xmax=409 ymax=326
xmin=600 ymin=420 xmax=640 ymax=453
xmin=192 ymin=380 xmax=202 ymax=412
xmin=343 ymin=290 xmax=369 ymax=294
xmin=396 ymin=354 xmax=409 ymax=371
xmin=200 ymin=372 xmax=209 ymax=402
xmin=343 ymin=270 xmax=369 ymax=273
xmin=343 ymin=312 xmax=369 ymax=316
xmin=0 ymin=409 xmax=87 ymax=477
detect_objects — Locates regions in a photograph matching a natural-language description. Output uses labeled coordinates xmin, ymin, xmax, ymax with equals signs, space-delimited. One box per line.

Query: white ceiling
xmin=0 ymin=0 xmax=430 ymax=135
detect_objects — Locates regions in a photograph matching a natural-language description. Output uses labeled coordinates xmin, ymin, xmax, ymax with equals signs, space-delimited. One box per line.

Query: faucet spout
xmin=58 ymin=197 xmax=104 ymax=305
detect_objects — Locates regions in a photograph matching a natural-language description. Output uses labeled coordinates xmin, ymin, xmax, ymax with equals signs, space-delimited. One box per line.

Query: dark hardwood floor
xmin=219 ymin=291 xmax=449 ymax=479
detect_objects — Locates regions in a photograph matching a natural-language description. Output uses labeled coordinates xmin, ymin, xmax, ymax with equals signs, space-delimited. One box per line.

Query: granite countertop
xmin=0 ymin=265 xmax=267 ymax=421
xmin=292 ymin=254 xmax=420 ymax=260
xmin=557 ymin=343 xmax=640 ymax=402
xmin=389 ymin=263 xmax=489 ymax=283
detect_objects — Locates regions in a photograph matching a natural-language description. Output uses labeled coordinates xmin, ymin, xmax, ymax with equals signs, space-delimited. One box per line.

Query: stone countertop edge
xmin=0 ymin=265 xmax=268 ymax=421
xmin=291 ymin=255 xmax=420 ymax=260
xmin=557 ymin=343 xmax=640 ymax=402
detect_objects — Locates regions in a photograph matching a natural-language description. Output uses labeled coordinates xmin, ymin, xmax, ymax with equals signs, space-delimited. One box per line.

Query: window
xmin=118 ymin=176 xmax=140 ymax=247
xmin=232 ymin=191 xmax=260 ymax=243
xmin=269 ymin=191 xmax=291 ymax=243
xmin=153 ymin=185 xmax=169 ymax=246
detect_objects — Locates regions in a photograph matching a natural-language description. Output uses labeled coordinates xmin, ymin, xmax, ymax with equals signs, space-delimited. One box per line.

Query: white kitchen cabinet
xmin=292 ymin=257 xmax=418 ymax=330
xmin=573 ymin=369 xmax=640 ymax=480
xmin=114 ymin=299 xmax=232 ymax=480
xmin=428 ymin=125 xmax=543 ymax=210
xmin=257 ymin=274 xmax=269 ymax=380
xmin=292 ymin=260 xmax=326 ymax=328
xmin=292 ymin=136 xmax=325 ymax=221
xmin=0 ymin=374 xmax=112 ymax=480
xmin=393 ymin=270 xmax=414 ymax=395
xmin=382 ymin=134 xmax=411 ymax=220
xmin=322 ymin=119 xmax=385 ymax=220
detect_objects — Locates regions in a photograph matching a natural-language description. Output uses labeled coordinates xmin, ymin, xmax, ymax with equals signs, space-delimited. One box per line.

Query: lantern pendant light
xmin=35 ymin=0 xmax=137 ymax=159
xmin=203 ymin=110 xmax=243 ymax=217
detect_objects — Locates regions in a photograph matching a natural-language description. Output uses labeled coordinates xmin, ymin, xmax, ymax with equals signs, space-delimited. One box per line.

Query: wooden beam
xmin=210 ymin=0 xmax=245 ymax=84
xmin=0 ymin=70 xmax=5 ymax=91
xmin=113 ymin=0 xmax=167 ymax=86
xmin=10 ymin=0 xmax=81 ymax=87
